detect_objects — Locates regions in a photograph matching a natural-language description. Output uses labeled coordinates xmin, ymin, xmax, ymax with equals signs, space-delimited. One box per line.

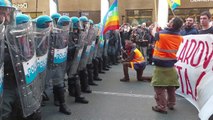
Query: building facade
xmin=12 ymin=0 xmax=50 ymax=18
xmin=12 ymin=0 xmax=213 ymax=25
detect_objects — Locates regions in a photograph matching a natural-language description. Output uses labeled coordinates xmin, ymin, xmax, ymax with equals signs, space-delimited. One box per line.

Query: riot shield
xmin=67 ymin=31 xmax=87 ymax=77
xmin=87 ymin=27 xmax=98 ymax=64
xmin=34 ymin=27 xmax=51 ymax=93
xmin=5 ymin=22 xmax=40 ymax=117
xmin=77 ymin=27 xmax=96 ymax=71
xmin=47 ymin=27 xmax=69 ymax=85
xmin=103 ymin=32 xmax=110 ymax=57
xmin=0 ymin=23 xmax=5 ymax=116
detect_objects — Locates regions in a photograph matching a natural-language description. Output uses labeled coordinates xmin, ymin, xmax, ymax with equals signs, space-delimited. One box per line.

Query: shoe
xmin=42 ymin=92 xmax=49 ymax=101
xmin=152 ymin=106 xmax=167 ymax=114
xmin=89 ymin=82 xmax=98 ymax=86
xmin=99 ymin=71 xmax=105 ymax=74
xmin=59 ymin=103 xmax=71 ymax=115
xmin=107 ymin=66 xmax=111 ymax=68
xmin=75 ymin=97 xmax=89 ymax=104
xmin=120 ymin=78 xmax=130 ymax=82
xmin=54 ymin=100 xmax=60 ymax=106
xmin=103 ymin=68 xmax=109 ymax=71
xmin=82 ymin=89 xmax=92 ymax=93
xmin=94 ymin=77 xmax=102 ymax=81
xmin=68 ymin=91 xmax=75 ymax=97
xmin=168 ymin=106 xmax=174 ymax=110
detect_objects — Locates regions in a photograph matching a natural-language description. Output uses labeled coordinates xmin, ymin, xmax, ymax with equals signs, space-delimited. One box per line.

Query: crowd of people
xmin=0 ymin=0 xmax=213 ymax=119
xmin=119 ymin=10 xmax=213 ymax=114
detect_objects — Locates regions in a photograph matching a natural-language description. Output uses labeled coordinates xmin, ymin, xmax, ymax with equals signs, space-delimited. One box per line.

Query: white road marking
xmin=92 ymin=91 xmax=184 ymax=100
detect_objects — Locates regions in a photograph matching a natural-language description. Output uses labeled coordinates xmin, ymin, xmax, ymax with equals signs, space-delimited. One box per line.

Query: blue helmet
xmin=0 ymin=0 xmax=12 ymax=7
xmin=36 ymin=15 xmax=52 ymax=28
xmin=51 ymin=13 xmax=61 ymax=22
xmin=79 ymin=16 xmax=88 ymax=22
xmin=71 ymin=16 xmax=79 ymax=29
xmin=57 ymin=16 xmax=70 ymax=26
xmin=71 ymin=16 xmax=79 ymax=24
xmin=89 ymin=19 xmax=94 ymax=25
xmin=16 ymin=14 xmax=30 ymax=25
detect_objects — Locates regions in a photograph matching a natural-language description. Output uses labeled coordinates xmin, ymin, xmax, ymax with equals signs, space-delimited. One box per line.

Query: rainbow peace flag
xmin=167 ymin=0 xmax=181 ymax=11
xmin=102 ymin=0 xmax=119 ymax=34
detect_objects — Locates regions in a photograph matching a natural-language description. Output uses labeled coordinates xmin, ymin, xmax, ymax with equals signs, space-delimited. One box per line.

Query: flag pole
xmin=154 ymin=0 xmax=158 ymax=22
xmin=170 ymin=9 xmax=176 ymax=17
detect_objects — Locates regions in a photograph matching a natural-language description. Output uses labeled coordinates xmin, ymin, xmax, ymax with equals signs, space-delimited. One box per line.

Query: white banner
xmin=175 ymin=34 xmax=213 ymax=120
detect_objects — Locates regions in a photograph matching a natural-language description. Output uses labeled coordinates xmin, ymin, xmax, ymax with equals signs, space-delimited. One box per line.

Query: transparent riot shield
xmin=103 ymin=32 xmax=110 ymax=57
xmin=87 ymin=27 xmax=98 ymax=64
xmin=5 ymin=22 xmax=40 ymax=117
xmin=34 ymin=27 xmax=51 ymax=94
xmin=0 ymin=23 xmax=5 ymax=116
xmin=77 ymin=27 xmax=95 ymax=71
xmin=47 ymin=26 xmax=69 ymax=85
xmin=68 ymin=31 xmax=87 ymax=76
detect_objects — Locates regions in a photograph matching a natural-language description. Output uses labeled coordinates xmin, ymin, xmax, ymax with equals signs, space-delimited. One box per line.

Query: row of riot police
xmin=0 ymin=0 xmax=111 ymax=119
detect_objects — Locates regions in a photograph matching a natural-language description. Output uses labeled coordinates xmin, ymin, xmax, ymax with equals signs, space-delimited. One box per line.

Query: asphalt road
xmin=42 ymin=64 xmax=200 ymax=120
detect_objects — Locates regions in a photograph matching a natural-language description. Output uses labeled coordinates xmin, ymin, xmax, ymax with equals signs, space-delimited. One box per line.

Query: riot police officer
xmin=92 ymin=24 xmax=103 ymax=81
xmin=46 ymin=15 xmax=71 ymax=115
xmin=35 ymin=15 xmax=52 ymax=106
xmin=87 ymin=19 xmax=98 ymax=86
xmin=51 ymin=13 xmax=61 ymax=27
xmin=66 ymin=16 xmax=89 ymax=103
xmin=77 ymin=16 xmax=92 ymax=93
xmin=3 ymin=12 xmax=42 ymax=120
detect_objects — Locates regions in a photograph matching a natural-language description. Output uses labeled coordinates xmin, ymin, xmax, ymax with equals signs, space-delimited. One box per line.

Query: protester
xmin=120 ymin=40 xmax=146 ymax=82
xmin=180 ymin=16 xmax=199 ymax=35
xmin=151 ymin=17 xmax=183 ymax=114
xmin=199 ymin=11 xmax=213 ymax=34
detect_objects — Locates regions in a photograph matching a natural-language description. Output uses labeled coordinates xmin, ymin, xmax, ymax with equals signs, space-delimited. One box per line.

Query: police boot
xmin=74 ymin=80 xmax=89 ymax=104
xmin=57 ymin=86 xmax=71 ymax=115
xmin=79 ymin=70 xmax=92 ymax=93
xmin=87 ymin=64 xmax=98 ymax=86
xmin=53 ymin=86 xmax=60 ymax=106
xmin=136 ymin=69 xmax=144 ymax=81
xmin=93 ymin=59 xmax=102 ymax=81
xmin=42 ymin=91 xmax=49 ymax=101
xmin=102 ymin=55 xmax=108 ymax=70
xmin=120 ymin=64 xmax=130 ymax=82
xmin=75 ymin=96 xmax=89 ymax=104
xmin=68 ymin=77 xmax=76 ymax=97
xmin=59 ymin=103 xmax=71 ymax=115
xmin=98 ymin=57 xmax=105 ymax=74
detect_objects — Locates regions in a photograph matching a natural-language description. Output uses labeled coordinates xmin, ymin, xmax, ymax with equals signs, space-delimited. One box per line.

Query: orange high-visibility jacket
xmin=128 ymin=48 xmax=145 ymax=69
xmin=131 ymin=48 xmax=145 ymax=63
xmin=153 ymin=34 xmax=182 ymax=60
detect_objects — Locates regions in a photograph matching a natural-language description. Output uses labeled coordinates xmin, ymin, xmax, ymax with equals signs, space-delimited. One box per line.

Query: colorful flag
xmin=167 ymin=0 xmax=181 ymax=11
xmin=101 ymin=0 xmax=119 ymax=34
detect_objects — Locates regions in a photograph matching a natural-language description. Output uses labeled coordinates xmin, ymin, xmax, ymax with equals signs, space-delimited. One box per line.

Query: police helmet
xmin=51 ymin=13 xmax=61 ymax=20
xmin=71 ymin=16 xmax=79 ymax=29
xmin=71 ymin=16 xmax=79 ymax=23
xmin=57 ymin=16 xmax=70 ymax=27
xmin=16 ymin=14 xmax=30 ymax=25
xmin=36 ymin=15 xmax=52 ymax=28
xmin=0 ymin=0 xmax=12 ymax=7
xmin=89 ymin=19 xmax=94 ymax=25
xmin=79 ymin=16 xmax=88 ymax=22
